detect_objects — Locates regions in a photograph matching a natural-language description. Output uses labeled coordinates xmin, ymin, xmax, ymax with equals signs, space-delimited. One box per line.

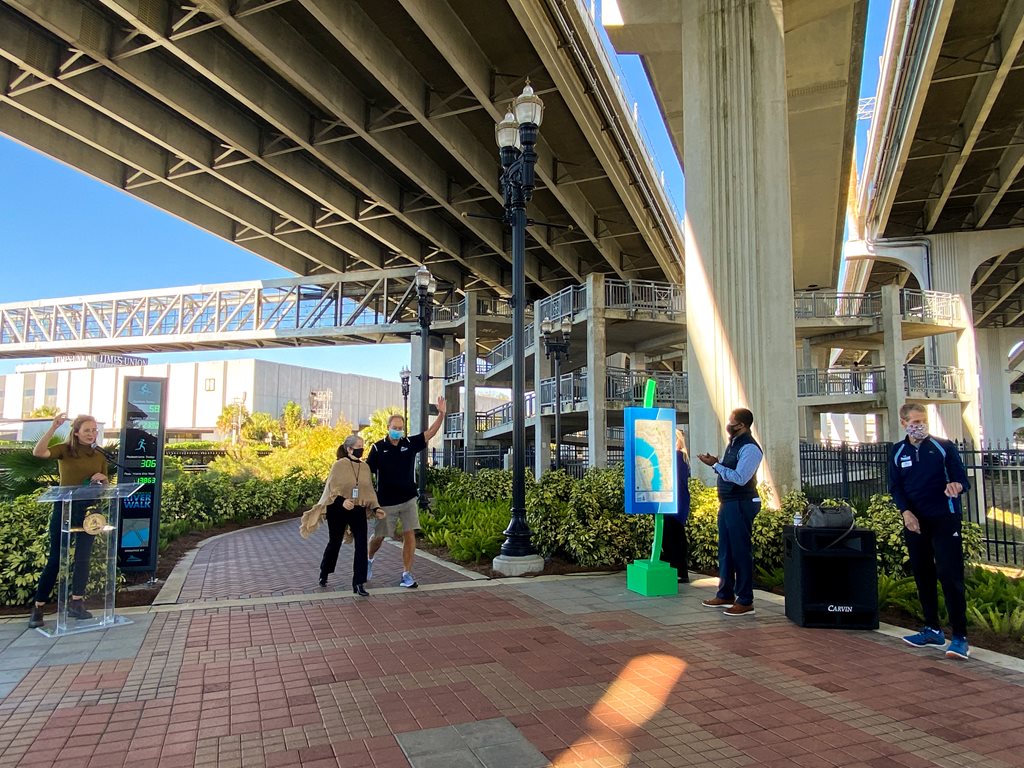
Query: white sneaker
xmin=399 ymin=572 xmax=418 ymax=589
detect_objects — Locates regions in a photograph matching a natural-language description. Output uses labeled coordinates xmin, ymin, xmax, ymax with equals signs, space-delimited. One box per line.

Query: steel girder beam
xmin=397 ymin=0 xmax=654 ymax=281
xmin=291 ymin=0 xmax=584 ymax=283
xmin=5 ymin=0 xmax=499 ymax=293
xmin=976 ymin=267 xmax=1024 ymax=324
xmin=0 ymin=9 xmax=394 ymax=273
xmin=973 ymin=120 xmax=1024 ymax=228
xmin=923 ymin=0 xmax=1024 ymax=231
xmin=187 ymin=0 xmax=555 ymax=293
xmin=0 ymin=97 xmax=312 ymax=274
xmin=971 ymin=252 xmax=1009 ymax=294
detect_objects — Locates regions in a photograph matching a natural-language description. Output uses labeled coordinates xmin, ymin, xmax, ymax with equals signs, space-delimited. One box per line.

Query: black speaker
xmin=783 ymin=525 xmax=878 ymax=630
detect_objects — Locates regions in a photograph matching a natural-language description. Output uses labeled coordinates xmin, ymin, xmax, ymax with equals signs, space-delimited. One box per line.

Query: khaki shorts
xmin=374 ymin=498 xmax=420 ymax=538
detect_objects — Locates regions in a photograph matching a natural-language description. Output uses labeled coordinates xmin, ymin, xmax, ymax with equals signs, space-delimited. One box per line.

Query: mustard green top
xmin=49 ymin=443 xmax=107 ymax=487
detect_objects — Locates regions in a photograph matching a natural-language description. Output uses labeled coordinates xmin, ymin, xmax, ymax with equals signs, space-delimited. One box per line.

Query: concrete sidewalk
xmin=2 ymin=522 xmax=1024 ymax=767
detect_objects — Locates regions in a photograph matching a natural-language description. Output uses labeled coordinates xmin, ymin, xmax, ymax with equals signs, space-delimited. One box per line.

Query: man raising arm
xmin=366 ymin=396 xmax=446 ymax=588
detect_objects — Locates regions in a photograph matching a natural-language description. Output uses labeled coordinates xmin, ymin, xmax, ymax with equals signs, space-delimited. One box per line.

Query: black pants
xmin=320 ymin=500 xmax=368 ymax=587
xmin=660 ymin=515 xmax=689 ymax=579
xmin=905 ymin=513 xmax=967 ymax=637
xmin=34 ymin=501 xmax=95 ymax=603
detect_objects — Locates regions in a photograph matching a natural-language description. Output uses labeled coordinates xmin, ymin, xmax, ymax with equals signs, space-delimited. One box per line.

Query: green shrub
xmin=420 ymin=496 xmax=509 ymax=562
xmin=561 ymin=467 xmax=653 ymax=568
xmin=442 ymin=468 xmax=518 ymax=502
xmin=525 ymin=470 xmax=576 ymax=558
xmin=426 ymin=465 xmax=463 ymax=497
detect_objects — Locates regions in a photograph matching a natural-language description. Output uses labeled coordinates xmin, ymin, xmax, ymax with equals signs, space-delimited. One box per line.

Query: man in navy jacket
xmin=888 ymin=403 xmax=971 ymax=660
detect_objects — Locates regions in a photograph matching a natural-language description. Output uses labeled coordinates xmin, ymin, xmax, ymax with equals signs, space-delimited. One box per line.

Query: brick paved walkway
xmin=3 ymin=574 xmax=1024 ymax=767
xmin=173 ymin=520 xmax=476 ymax=603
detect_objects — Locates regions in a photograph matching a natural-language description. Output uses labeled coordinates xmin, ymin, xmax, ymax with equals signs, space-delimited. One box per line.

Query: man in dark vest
xmin=697 ymin=408 xmax=763 ymax=616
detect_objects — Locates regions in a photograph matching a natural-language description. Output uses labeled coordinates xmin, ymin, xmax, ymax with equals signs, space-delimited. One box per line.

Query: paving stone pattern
xmin=176 ymin=520 xmax=473 ymax=602
xmin=2 ymin=574 xmax=1024 ymax=767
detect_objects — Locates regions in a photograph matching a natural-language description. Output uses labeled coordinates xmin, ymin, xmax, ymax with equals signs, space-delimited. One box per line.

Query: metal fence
xmin=793 ymin=291 xmax=881 ymax=319
xmin=903 ymin=364 xmax=965 ymax=397
xmin=800 ymin=441 xmax=1024 ymax=565
xmin=901 ymin=289 xmax=961 ymax=324
xmin=796 ymin=367 xmax=885 ymax=397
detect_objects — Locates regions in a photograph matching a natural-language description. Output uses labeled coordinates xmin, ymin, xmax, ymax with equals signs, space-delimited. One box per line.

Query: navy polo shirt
xmin=366 ymin=433 xmax=427 ymax=506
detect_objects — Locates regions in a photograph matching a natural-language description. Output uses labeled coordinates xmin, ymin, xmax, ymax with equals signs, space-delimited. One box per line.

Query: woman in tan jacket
xmin=300 ymin=434 xmax=384 ymax=596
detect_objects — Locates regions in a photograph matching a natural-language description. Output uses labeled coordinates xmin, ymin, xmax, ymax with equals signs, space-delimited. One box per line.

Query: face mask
xmin=726 ymin=423 xmax=742 ymax=438
xmin=388 ymin=429 xmax=403 ymax=440
xmin=350 ymin=448 xmax=364 ymax=459
xmin=906 ymin=423 xmax=929 ymax=440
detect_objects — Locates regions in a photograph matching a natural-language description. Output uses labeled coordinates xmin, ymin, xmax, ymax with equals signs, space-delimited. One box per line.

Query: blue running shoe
xmin=903 ymin=627 xmax=945 ymax=648
xmin=945 ymin=636 xmax=970 ymax=660
xmin=366 ymin=558 xmax=374 ymax=582
xmin=399 ymin=572 xmax=418 ymax=589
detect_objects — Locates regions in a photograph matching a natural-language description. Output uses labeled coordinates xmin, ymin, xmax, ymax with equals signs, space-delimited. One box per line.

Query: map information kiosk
xmin=624 ymin=380 xmax=679 ymax=596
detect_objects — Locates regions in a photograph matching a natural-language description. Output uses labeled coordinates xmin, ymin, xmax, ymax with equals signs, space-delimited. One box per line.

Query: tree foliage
xmin=28 ymin=405 xmax=60 ymax=418
xmin=361 ymin=406 xmax=404 ymax=446
xmin=216 ymin=403 xmax=250 ymax=440
xmin=242 ymin=412 xmax=281 ymax=444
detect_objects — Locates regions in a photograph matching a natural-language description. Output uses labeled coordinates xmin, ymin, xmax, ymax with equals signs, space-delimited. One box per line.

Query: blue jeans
xmin=34 ymin=501 xmax=95 ymax=603
xmin=715 ymin=498 xmax=760 ymax=606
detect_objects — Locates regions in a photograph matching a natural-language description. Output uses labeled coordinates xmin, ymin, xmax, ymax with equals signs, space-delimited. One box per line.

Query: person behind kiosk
xmin=299 ymin=435 xmax=385 ymax=597
xmin=697 ymin=408 xmax=763 ymax=616
xmin=28 ymin=413 xmax=109 ymax=629
xmin=660 ymin=428 xmax=691 ymax=583
xmin=889 ymin=403 xmax=971 ymax=660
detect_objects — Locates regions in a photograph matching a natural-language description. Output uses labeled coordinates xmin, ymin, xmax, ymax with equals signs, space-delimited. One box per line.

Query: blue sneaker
xmin=399 ymin=572 xmax=418 ymax=589
xmin=903 ymin=627 xmax=945 ymax=648
xmin=945 ymin=636 xmax=970 ymax=660
xmin=366 ymin=559 xmax=374 ymax=582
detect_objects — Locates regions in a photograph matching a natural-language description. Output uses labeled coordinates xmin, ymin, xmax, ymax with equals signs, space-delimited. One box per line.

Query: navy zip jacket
xmin=888 ymin=435 xmax=970 ymax=519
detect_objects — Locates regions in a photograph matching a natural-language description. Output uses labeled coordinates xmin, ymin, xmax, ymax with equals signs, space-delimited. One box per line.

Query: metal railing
xmin=800 ymin=441 xmax=1024 ymax=566
xmin=605 ymin=279 xmax=685 ymax=316
xmin=483 ymin=324 xmax=535 ymax=371
xmin=475 ymin=297 xmax=518 ymax=318
xmin=535 ymin=284 xmax=588 ymax=323
xmin=475 ymin=394 xmax=536 ymax=432
xmin=431 ymin=301 xmax=465 ymax=324
xmin=904 ymin=364 xmax=965 ymax=397
xmin=444 ymin=353 xmax=489 ymax=381
xmin=793 ymin=291 xmax=881 ymax=319
xmin=443 ymin=412 xmax=464 ymax=438
xmin=539 ymin=372 xmax=587 ymax=411
xmin=796 ymin=367 xmax=886 ymax=397
xmin=606 ymin=367 xmax=688 ymax=405
xmin=901 ymin=289 xmax=961 ymax=324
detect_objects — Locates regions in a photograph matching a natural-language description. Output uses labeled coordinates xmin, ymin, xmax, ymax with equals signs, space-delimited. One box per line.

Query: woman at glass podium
xmin=27 ymin=413 xmax=108 ymax=629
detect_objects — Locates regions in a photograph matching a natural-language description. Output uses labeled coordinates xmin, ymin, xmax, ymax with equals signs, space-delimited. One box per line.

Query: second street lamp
xmin=541 ymin=316 xmax=572 ymax=471
xmin=399 ymin=365 xmax=411 ymax=433
xmin=415 ymin=266 xmax=436 ymax=509
xmin=492 ymin=82 xmax=545 ymax=574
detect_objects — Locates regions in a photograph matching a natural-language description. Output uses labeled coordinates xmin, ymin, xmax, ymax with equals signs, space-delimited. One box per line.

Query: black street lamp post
xmin=399 ymin=365 xmax=411 ymax=433
xmin=541 ymin=317 xmax=572 ymax=470
xmin=415 ymin=266 xmax=436 ymax=509
xmin=495 ymin=83 xmax=544 ymax=560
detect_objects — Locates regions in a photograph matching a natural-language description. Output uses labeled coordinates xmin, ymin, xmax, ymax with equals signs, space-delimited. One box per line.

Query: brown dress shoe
xmin=701 ymin=597 xmax=734 ymax=608
xmin=723 ymin=603 xmax=755 ymax=617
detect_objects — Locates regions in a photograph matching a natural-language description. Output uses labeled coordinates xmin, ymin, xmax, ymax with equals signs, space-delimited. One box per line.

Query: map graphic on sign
xmin=633 ymin=419 xmax=674 ymax=503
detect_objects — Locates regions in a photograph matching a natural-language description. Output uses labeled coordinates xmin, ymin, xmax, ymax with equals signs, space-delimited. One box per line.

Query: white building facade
xmin=0 ymin=356 xmax=403 ymax=440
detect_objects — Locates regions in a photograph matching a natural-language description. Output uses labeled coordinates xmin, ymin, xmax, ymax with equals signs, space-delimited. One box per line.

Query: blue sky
xmin=0 ymin=1 xmax=889 ymax=380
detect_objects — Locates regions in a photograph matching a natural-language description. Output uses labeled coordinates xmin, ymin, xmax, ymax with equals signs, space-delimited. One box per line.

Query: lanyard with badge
xmin=349 ymin=458 xmax=362 ymax=502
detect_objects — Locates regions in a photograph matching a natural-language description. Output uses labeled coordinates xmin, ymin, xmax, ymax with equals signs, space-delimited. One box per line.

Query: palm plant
xmin=0 ymin=439 xmax=60 ymax=500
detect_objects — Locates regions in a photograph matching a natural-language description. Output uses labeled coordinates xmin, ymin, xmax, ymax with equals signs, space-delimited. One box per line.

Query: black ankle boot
xmin=353 ymin=584 xmax=369 ymax=597
xmin=28 ymin=604 xmax=44 ymax=629
xmin=67 ymin=598 xmax=93 ymax=620
xmin=319 ymin=573 xmax=328 ymax=587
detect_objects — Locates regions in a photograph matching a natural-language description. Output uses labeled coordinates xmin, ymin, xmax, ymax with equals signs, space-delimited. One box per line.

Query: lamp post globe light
xmin=492 ymin=82 xmax=546 ymax=577
xmin=399 ymin=365 xmax=411 ymax=434
xmin=541 ymin=316 xmax=572 ymax=471
xmin=415 ymin=266 xmax=436 ymax=508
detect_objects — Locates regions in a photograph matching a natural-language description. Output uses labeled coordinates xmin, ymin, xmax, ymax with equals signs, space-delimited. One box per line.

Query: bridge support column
xmin=681 ymin=0 xmax=799 ymax=502
xmin=881 ymin=285 xmax=907 ymax=441
xmin=977 ymin=327 xmax=1017 ymax=444
xmin=586 ymin=273 xmax=608 ymax=469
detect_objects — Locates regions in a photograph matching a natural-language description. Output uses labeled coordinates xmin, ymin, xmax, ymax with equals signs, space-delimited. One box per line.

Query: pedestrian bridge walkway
xmin=1 ymin=520 xmax=1024 ymax=768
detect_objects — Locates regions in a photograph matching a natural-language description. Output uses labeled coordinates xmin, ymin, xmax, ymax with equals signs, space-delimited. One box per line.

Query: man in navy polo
xmin=889 ymin=403 xmax=971 ymax=660
xmin=366 ymin=396 xmax=446 ymax=588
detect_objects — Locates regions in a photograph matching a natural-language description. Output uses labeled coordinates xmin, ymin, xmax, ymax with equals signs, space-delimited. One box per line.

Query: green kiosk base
xmin=626 ymin=379 xmax=679 ymax=597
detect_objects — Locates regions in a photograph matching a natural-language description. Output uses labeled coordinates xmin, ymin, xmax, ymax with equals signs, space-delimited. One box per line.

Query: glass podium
xmin=35 ymin=483 xmax=143 ymax=637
